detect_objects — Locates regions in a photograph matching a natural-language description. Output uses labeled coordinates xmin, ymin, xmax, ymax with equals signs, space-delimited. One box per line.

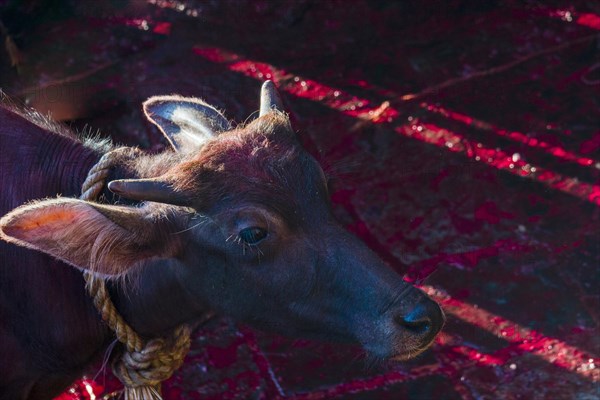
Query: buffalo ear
xmin=0 ymin=198 xmax=180 ymax=276
xmin=143 ymin=95 xmax=231 ymax=153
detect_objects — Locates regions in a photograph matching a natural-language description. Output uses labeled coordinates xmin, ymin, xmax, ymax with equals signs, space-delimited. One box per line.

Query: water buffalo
xmin=0 ymin=82 xmax=444 ymax=399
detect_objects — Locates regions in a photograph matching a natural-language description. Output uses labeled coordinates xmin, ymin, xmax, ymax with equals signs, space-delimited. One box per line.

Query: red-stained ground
xmin=0 ymin=0 xmax=598 ymax=399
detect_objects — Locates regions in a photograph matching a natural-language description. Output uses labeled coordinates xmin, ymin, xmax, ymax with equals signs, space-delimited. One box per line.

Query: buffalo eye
xmin=239 ymin=227 xmax=267 ymax=245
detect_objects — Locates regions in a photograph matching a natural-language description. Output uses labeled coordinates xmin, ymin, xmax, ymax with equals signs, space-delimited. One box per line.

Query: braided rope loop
xmin=80 ymin=147 xmax=191 ymax=400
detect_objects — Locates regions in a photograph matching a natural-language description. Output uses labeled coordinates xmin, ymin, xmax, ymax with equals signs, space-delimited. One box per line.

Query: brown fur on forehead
xmin=203 ymin=111 xmax=297 ymax=169
xmin=166 ymin=112 xmax=304 ymax=211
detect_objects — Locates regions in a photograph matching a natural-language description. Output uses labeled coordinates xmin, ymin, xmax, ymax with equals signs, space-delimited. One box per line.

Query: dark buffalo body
xmin=0 ymin=102 xmax=109 ymax=398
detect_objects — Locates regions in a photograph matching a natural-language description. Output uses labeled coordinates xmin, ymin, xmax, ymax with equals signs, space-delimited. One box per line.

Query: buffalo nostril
xmin=397 ymin=310 xmax=432 ymax=335
xmin=396 ymin=299 xmax=445 ymax=337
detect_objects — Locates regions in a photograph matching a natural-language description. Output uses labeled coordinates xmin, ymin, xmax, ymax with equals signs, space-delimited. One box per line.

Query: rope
xmin=80 ymin=147 xmax=191 ymax=400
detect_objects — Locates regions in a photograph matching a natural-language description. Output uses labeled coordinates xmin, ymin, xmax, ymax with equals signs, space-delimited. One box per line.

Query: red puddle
xmin=54 ymin=378 xmax=103 ymax=400
xmin=152 ymin=21 xmax=172 ymax=35
xmin=474 ymin=201 xmax=515 ymax=224
xmin=577 ymin=13 xmax=600 ymax=29
xmin=205 ymin=344 xmax=239 ymax=369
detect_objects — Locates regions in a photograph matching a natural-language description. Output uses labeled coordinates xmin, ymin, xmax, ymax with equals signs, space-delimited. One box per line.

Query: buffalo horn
xmin=108 ymin=178 xmax=189 ymax=206
xmin=259 ymin=80 xmax=284 ymax=116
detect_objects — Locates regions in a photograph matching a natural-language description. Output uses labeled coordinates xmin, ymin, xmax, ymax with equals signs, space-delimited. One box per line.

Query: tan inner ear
xmin=3 ymin=208 xmax=78 ymax=233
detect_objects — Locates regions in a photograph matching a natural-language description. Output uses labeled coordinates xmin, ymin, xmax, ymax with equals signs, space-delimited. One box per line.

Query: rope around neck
xmin=80 ymin=147 xmax=191 ymax=400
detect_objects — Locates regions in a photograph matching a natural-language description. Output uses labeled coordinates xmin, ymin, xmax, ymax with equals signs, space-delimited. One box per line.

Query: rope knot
xmin=113 ymin=325 xmax=192 ymax=390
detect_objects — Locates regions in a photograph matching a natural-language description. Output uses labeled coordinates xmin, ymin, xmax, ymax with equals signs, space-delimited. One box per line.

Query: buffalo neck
xmin=0 ymin=109 xmax=101 ymax=211
xmin=108 ymin=259 xmax=210 ymax=338
xmin=46 ymin=135 xmax=101 ymax=197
